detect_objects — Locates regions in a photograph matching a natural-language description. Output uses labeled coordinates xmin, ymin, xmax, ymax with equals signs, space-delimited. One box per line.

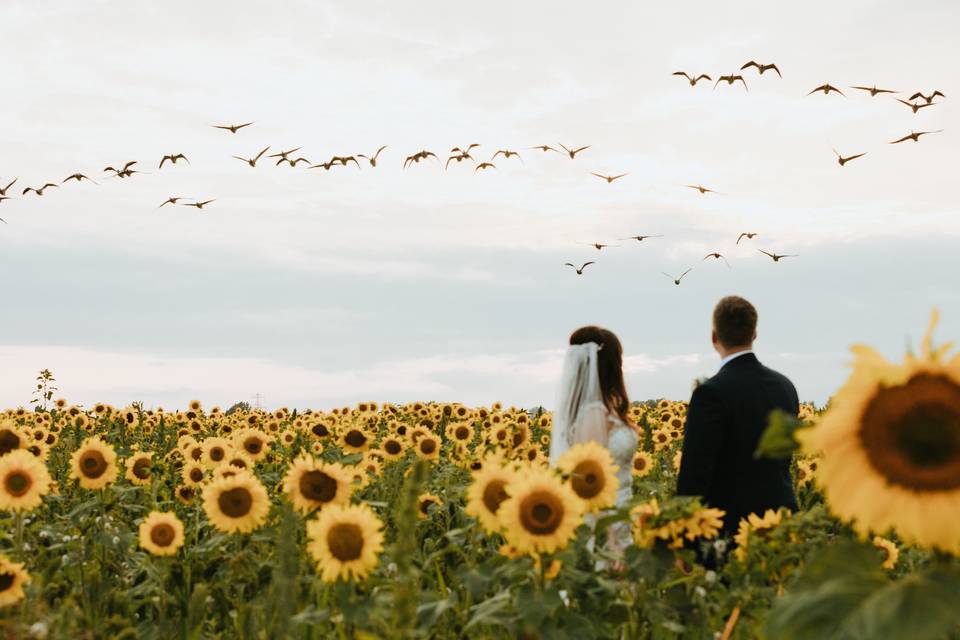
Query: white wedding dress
xmin=549 ymin=343 xmax=637 ymax=558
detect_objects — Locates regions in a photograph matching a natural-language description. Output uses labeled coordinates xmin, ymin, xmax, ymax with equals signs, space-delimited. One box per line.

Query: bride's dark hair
xmin=569 ymin=326 xmax=631 ymax=425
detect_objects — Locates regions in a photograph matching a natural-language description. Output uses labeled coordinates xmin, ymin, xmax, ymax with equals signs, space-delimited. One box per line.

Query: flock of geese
xmin=0 ymin=60 xmax=947 ymax=288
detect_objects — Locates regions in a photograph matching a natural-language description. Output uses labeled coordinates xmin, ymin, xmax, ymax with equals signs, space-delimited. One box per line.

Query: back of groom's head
xmin=713 ymin=296 xmax=758 ymax=349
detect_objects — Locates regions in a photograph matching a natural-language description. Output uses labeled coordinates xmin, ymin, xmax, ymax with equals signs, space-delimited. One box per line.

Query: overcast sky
xmin=1 ymin=0 xmax=957 ymax=410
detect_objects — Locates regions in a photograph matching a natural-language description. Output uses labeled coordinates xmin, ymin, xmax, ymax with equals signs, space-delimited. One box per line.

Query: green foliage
xmin=755 ymin=409 xmax=812 ymax=459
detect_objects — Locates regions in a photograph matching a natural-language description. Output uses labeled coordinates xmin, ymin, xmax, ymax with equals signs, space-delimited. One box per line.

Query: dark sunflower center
xmin=327 ymin=523 xmax=363 ymax=561
xmin=527 ymin=449 xmax=538 ymax=461
xmin=150 ymin=523 xmax=176 ymax=547
xmin=312 ymin=424 xmax=330 ymax=437
xmin=0 ymin=573 xmax=14 ymax=591
xmin=520 ymin=490 xmax=564 ymax=535
xmin=860 ymin=374 xmax=960 ymax=491
xmin=218 ymin=487 xmax=253 ymax=517
xmin=482 ymin=479 xmax=509 ymax=514
xmin=419 ymin=439 xmax=437 ymax=455
xmin=512 ymin=432 xmax=524 ymax=448
xmin=80 ymin=450 xmax=108 ymax=479
xmin=209 ymin=447 xmax=225 ymax=462
xmin=455 ymin=427 xmax=470 ymax=440
xmin=419 ymin=498 xmax=436 ymax=515
xmin=5 ymin=471 xmax=32 ymax=497
xmin=0 ymin=430 xmax=21 ymax=455
xmin=345 ymin=430 xmax=367 ymax=448
xmin=189 ymin=468 xmax=204 ymax=482
xmin=384 ymin=440 xmax=402 ymax=455
xmin=570 ymin=460 xmax=605 ymax=499
xmin=244 ymin=438 xmax=263 ymax=454
xmin=191 ymin=448 xmax=203 ymax=461
xmin=299 ymin=470 xmax=338 ymax=502
xmin=133 ymin=458 xmax=151 ymax=479
xmin=633 ymin=456 xmax=647 ymax=471
xmin=178 ymin=487 xmax=195 ymax=500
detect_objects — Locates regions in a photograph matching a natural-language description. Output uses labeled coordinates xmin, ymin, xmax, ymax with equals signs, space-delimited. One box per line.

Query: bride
xmin=549 ymin=326 xmax=638 ymax=558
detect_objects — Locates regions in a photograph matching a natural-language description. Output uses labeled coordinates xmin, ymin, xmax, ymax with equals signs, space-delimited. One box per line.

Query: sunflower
xmin=683 ymin=507 xmax=726 ymax=540
xmin=416 ymin=493 xmax=443 ymax=519
xmin=733 ymin=509 xmax=785 ymax=560
xmin=799 ymin=312 xmax=960 ymax=554
xmin=69 ymin=436 xmax=118 ymax=490
xmin=138 ymin=511 xmax=185 ymax=556
xmin=340 ymin=425 xmax=371 ymax=453
xmin=497 ymin=466 xmax=584 ymax=554
xmin=415 ymin=435 xmax=441 ymax=461
xmin=556 ymin=441 xmax=620 ymax=513
xmin=631 ymin=451 xmax=654 ymax=478
xmin=523 ymin=447 xmax=544 ymax=466
xmin=380 ymin=435 xmax=407 ymax=461
xmin=0 ymin=554 xmax=29 ymax=608
xmin=466 ymin=458 xmax=517 ymax=534
xmin=125 ymin=452 xmax=153 ymax=486
xmin=0 ymin=422 xmax=24 ymax=456
xmin=202 ymin=470 xmax=270 ymax=534
xmin=233 ymin=428 xmax=271 ymax=462
xmin=306 ymin=502 xmax=385 ymax=583
xmin=182 ymin=462 xmax=206 ymax=487
xmin=873 ymin=536 xmax=899 ymax=570
xmin=281 ymin=457 xmax=351 ymax=514
xmin=201 ymin=437 xmax=231 ymax=468
xmin=176 ymin=485 xmax=197 ymax=504
xmin=445 ymin=422 xmax=474 ymax=445
xmin=0 ymin=449 xmax=52 ymax=512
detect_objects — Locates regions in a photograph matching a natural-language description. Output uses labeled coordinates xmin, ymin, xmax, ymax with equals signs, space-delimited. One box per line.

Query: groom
xmin=676 ymin=296 xmax=799 ymax=536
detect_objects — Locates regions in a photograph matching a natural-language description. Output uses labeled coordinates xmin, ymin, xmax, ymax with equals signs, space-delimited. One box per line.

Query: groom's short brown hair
xmin=713 ymin=296 xmax=757 ymax=347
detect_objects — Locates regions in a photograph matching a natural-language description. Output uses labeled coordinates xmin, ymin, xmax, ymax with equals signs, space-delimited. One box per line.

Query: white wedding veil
xmin=549 ymin=342 xmax=603 ymax=465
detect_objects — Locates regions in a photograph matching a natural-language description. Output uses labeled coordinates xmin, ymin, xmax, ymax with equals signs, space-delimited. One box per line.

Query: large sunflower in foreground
xmin=306 ymin=502 xmax=384 ymax=583
xmin=202 ymin=470 xmax=270 ymax=534
xmin=556 ymin=441 xmax=620 ymax=512
xmin=465 ymin=457 xmax=517 ymax=535
xmin=799 ymin=311 xmax=960 ymax=554
xmin=281 ymin=457 xmax=351 ymax=514
xmin=138 ymin=511 xmax=185 ymax=556
xmin=497 ymin=466 xmax=584 ymax=555
xmin=69 ymin=436 xmax=119 ymax=490
xmin=0 ymin=449 xmax=52 ymax=512
xmin=0 ymin=554 xmax=29 ymax=608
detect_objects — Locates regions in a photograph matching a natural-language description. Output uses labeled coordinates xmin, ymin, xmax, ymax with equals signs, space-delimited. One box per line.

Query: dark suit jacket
xmin=676 ymin=352 xmax=799 ymax=534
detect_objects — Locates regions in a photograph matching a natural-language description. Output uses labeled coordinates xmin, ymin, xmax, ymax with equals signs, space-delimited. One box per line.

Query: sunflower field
xmin=1 ymin=315 xmax=959 ymax=639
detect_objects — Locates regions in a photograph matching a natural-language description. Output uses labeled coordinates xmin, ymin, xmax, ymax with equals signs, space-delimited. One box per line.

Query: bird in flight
xmin=714 ymin=74 xmax=748 ymax=91
xmin=331 ymin=155 xmax=361 ymax=168
xmin=280 ymin=156 xmax=312 ymax=167
xmin=703 ymin=252 xmax=731 ymax=267
xmin=213 ymin=122 xmax=254 ymax=134
xmin=737 ymin=232 xmax=758 ymax=244
xmin=159 ymin=196 xmax=187 ymax=208
xmin=403 ymin=150 xmax=440 ymax=168
xmin=585 ymin=242 xmax=616 ymax=251
xmin=445 ymin=151 xmax=475 ymax=169
xmin=909 ymin=91 xmax=945 ymax=104
xmin=559 ymin=144 xmax=590 ymax=159
xmin=268 ymin=147 xmax=302 ymax=162
xmin=104 ymin=161 xmax=138 ymax=176
xmin=833 ymin=149 xmax=867 ymax=166
xmin=759 ymin=250 xmax=797 ymax=262
xmin=850 ymin=85 xmax=898 ymax=96
xmin=530 ymin=144 xmax=558 ymax=153
xmin=672 ymin=71 xmax=711 ymax=86
xmin=63 ymin=173 xmax=98 ymax=184
xmin=618 ymin=234 xmax=662 ymax=242
xmin=740 ymin=61 xmax=781 ymax=77
xmin=808 ymin=84 xmax=845 ymax=96
xmin=0 ymin=178 xmax=18 ymax=196
xmin=159 ymin=153 xmax=189 ymax=169
xmin=309 ymin=160 xmax=338 ymax=171
xmin=23 ymin=183 xmax=58 ymax=196
xmin=475 ymin=162 xmax=496 ymax=172
xmin=663 ymin=269 xmax=692 ymax=285
xmin=358 ymin=146 xmax=388 ymax=167
xmin=233 ymin=146 xmax=271 ymax=167
xmin=889 ymin=129 xmax=944 ymax=144
xmin=685 ymin=184 xmax=715 ymax=194
xmin=451 ymin=144 xmax=481 ymax=155
xmin=491 ymin=149 xmax=522 ymax=162
xmin=564 ymin=262 xmax=595 ymax=275
xmin=592 ymin=172 xmax=627 ymax=184
xmin=182 ymin=199 xmax=216 ymax=210
xmin=896 ymin=98 xmax=936 ymax=114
